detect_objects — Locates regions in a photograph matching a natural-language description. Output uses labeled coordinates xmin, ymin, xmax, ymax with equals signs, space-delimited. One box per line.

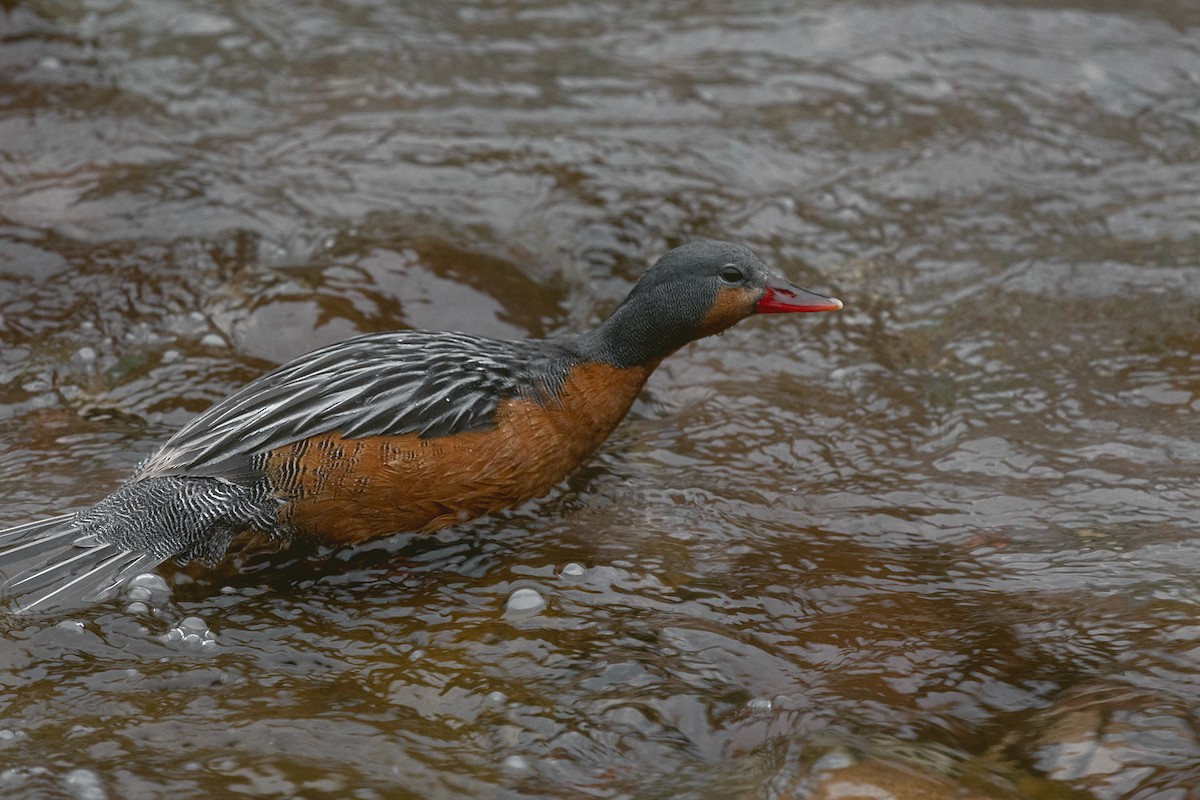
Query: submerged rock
xmin=1018 ymin=679 xmax=1200 ymax=798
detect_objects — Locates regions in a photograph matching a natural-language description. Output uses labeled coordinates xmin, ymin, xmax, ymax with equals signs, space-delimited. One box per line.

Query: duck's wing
xmin=139 ymin=331 xmax=571 ymax=481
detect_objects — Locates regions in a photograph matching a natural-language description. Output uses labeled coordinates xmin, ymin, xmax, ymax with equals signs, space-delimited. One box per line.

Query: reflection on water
xmin=1 ymin=0 xmax=1199 ymax=797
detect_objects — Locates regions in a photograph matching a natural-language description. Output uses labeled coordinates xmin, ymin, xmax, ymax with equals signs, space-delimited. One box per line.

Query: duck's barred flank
xmin=0 ymin=239 xmax=841 ymax=613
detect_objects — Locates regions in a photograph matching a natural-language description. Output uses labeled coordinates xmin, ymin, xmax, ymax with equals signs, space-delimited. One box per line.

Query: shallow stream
xmin=1 ymin=1 xmax=1199 ymax=797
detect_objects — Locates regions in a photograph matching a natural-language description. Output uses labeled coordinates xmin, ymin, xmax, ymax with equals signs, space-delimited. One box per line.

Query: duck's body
xmin=0 ymin=240 xmax=840 ymax=612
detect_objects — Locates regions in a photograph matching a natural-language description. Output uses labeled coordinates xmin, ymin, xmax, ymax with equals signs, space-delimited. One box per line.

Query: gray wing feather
xmin=139 ymin=331 xmax=570 ymax=479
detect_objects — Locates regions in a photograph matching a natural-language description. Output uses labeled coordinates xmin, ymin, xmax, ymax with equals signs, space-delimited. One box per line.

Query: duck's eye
xmin=720 ymin=264 xmax=745 ymax=283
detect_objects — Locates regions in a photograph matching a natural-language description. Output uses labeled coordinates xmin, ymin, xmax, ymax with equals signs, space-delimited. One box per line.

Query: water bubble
xmin=75 ymin=347 xmax=97 ymax=363
xmin=56 ymin=620 xmax=85 ymax=634
xmin=63 ymin=768 xmax=107 ymax=800
xmin=506 ymin=588 xmax=546 ymax=614
xmin=125 ymin=602 xmax=148 ymax=615
xmin=125 ymin=574 xmax=171 ymax=609
xmin=747 ymin=697 xmax=773 ymax=712
xmin=163 ymin=616 xmax=217 ymax=647
xmin=200 ymin=333 xmax=225 ymax=348
xmin=487 ymin=691 xmax=507 ymax=704
xmin=129 ymin=574 xmax=168 ymax=592
xmin=560 ymin=563 xmax=585 ymax=577
xmin=501 ymin=755 xmax=529 ymax=772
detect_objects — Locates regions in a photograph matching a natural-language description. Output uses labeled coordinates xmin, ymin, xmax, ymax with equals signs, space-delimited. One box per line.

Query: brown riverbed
xmin=1 ymin=1 xmax=1198 ymax=798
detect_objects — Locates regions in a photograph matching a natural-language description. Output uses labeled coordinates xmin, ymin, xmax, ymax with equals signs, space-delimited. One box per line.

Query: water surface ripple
xmin=1 ymin=1 xmax=1198 ymax=797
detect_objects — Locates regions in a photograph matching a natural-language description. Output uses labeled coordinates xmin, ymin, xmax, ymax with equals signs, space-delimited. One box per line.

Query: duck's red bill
xmin=756 ymin=275 xmax=843 ymax=314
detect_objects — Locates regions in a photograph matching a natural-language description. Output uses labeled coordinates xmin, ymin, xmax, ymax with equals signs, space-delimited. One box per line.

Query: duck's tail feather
xmin=0 ymin=514 xmax=166 ymax=614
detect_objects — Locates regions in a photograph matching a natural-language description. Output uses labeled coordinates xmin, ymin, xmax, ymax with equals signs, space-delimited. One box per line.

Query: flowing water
xmin=1 ymin=1 xmax=1199 ymax=797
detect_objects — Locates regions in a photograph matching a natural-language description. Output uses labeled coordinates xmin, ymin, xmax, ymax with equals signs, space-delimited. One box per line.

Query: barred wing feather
xmin=140 ymin=331 xmax=568 ymax=479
